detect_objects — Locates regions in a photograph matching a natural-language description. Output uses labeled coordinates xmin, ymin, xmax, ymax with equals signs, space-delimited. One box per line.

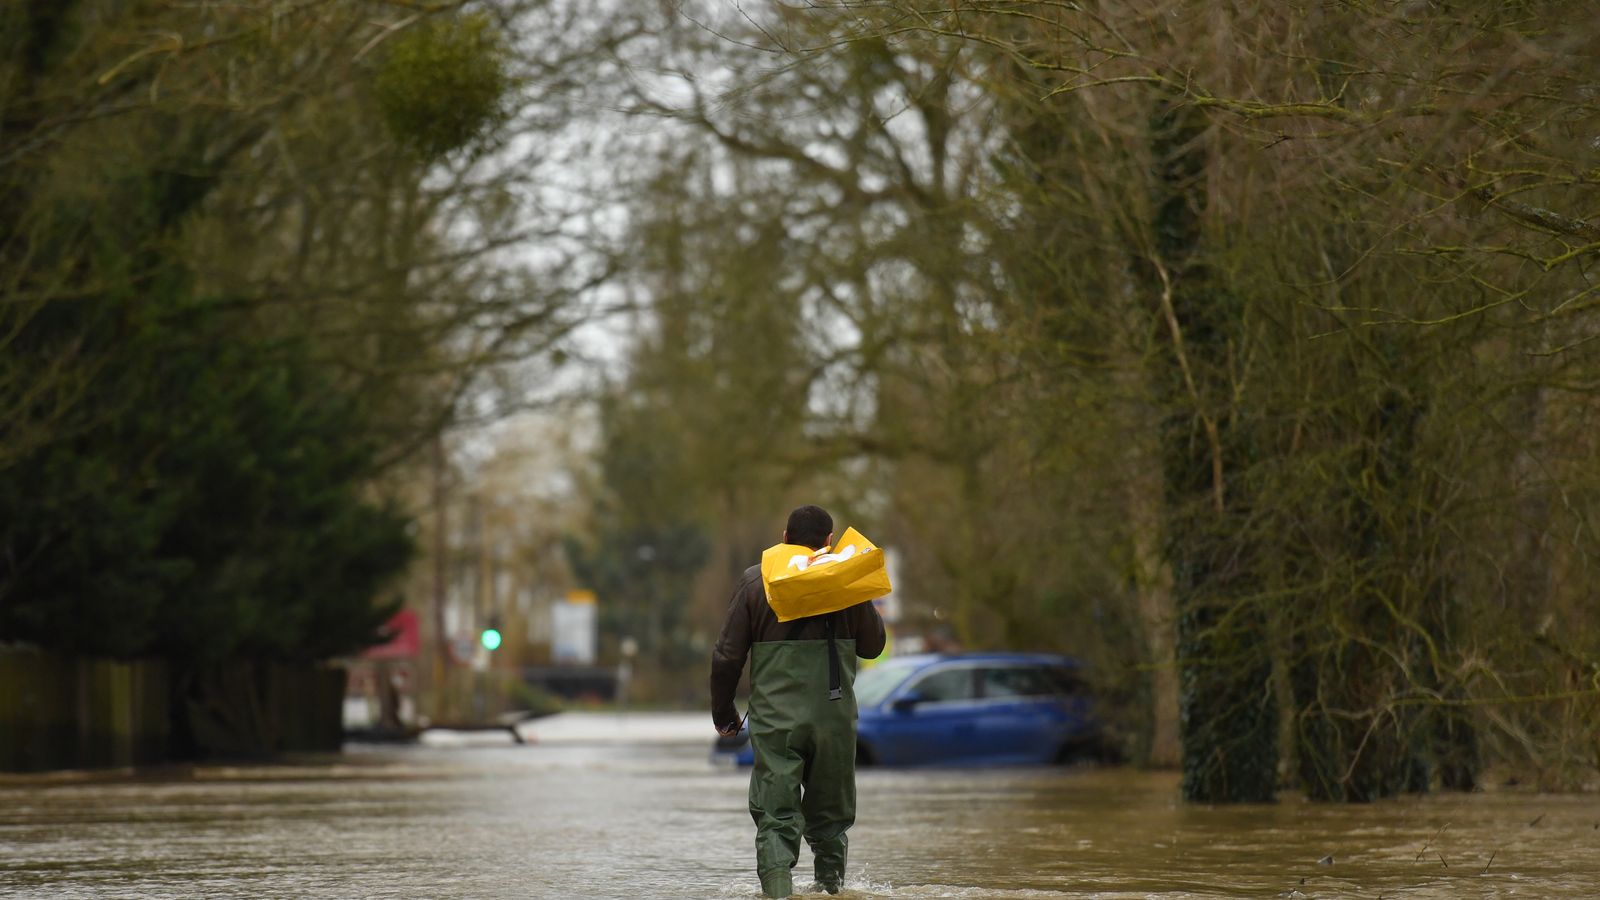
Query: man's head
xmin=783 ymin=505 xmax=833 ymax=550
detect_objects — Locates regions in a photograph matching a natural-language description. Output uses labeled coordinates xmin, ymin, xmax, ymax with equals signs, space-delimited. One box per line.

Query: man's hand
xmin=717 ymin=717 xmax=743 ymax=737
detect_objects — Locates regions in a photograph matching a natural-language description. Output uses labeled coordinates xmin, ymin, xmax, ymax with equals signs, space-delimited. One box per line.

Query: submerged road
xmin=2 ymin=712 xmax=1598 ymax=898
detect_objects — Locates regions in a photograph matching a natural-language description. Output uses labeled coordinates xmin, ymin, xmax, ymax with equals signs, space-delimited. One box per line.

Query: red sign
xmin=363 ymin=608 xmax=421 ymax=659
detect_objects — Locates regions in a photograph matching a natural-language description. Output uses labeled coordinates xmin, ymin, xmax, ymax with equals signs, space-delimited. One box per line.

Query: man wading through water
xmin=711 ymin=505 xmax=887 ymax=898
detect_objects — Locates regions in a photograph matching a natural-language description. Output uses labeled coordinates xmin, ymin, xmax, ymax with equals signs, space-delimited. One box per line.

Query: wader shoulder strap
xmin=824 ymin=613 xmax=843 ymax=701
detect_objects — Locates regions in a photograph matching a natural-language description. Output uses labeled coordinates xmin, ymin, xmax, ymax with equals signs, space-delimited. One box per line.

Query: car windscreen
xmin=853 ymin=663 xmax=916 ymax=707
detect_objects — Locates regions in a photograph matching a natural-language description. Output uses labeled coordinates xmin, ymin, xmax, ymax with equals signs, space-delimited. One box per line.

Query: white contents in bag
xmin=785 ymin=543 xmax=869 ymax=572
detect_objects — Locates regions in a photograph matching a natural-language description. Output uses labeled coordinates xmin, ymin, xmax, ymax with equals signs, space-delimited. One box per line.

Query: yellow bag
xmin=760 ymin=527 xmax=892 ymax=622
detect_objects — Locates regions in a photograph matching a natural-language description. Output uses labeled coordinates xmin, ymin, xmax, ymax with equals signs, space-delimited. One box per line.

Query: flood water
xmin=2 ymin=712 xmax=1598 ymax=898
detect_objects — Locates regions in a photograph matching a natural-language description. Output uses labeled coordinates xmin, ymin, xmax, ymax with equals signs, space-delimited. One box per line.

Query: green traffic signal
xmin=480 ymin=627 xmax=502 ymax=651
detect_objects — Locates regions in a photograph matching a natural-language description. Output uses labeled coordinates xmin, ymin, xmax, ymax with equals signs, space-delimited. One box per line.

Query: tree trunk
xmin=1149 ymin=97 xmax=1277 ymax=803
xmin=1126 ymin=431 xmax=1180 ymax=768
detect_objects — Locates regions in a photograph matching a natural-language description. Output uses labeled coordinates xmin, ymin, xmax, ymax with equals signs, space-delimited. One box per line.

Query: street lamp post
xmin=617 ymin=636 xmax=638 ymax=708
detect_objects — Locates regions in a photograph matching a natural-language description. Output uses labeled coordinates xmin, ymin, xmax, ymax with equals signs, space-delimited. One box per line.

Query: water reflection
xmin=1 ymin=713 xmax=1596 ymax=898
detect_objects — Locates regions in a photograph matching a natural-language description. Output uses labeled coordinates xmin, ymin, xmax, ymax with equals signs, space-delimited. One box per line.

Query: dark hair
xmin=785 ymin=505 xmax=833 ymax=550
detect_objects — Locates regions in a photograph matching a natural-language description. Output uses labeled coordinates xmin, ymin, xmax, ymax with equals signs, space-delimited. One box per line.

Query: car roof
xmin=877 ymin=651 xmax=1084 ymax=671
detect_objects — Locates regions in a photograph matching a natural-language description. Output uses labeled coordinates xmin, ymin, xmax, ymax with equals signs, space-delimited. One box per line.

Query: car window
xmin=854 ymin=664 xmax=915 ymax=707
xmin=907 ymin=667 xmax=975 ymax=702
xmin=981 ymin=666 xmax=1056 ymax=698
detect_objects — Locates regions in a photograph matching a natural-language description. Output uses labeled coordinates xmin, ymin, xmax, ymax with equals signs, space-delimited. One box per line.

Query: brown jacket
xmin=709 ymin=564 xmax=887 ymax=733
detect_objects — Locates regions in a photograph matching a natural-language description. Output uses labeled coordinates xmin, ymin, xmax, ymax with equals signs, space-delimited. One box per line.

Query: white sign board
xmin=551 ymin=599 xmax=597 ymax=664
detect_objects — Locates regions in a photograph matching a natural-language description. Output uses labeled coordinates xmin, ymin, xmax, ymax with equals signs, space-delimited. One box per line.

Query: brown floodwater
xmin=1 ymin=712 xmax=1597 ymax=898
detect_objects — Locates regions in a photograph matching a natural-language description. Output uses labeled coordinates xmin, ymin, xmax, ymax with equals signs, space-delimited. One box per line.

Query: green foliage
xmin=566 ymin=522 xmax=711 ymax=666
xmin=373 ymin=13 xmax=511 ymax=160
xmin=566 ymin=389 xmax=713 ymax=670
xmin=609 ymin=1 xmax=1600 ymax=794
xmin=0 ymin=10 xmax=428 ymax=665
xmin=0 ymin=224 xmax=412 ymax=663
xmin=568 ymin=156 xmax=854 ymax=680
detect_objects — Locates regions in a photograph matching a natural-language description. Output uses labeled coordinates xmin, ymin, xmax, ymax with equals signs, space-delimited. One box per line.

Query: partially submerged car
xmin=712 ymin=652 xmax=1102 ymax=767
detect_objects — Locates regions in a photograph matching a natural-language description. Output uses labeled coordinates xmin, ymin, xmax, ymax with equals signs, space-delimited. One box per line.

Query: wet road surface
xmin=3 ymin=712 xmax=1598 ymax=898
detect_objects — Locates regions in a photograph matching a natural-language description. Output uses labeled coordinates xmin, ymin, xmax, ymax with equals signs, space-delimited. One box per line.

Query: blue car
xmin=713 ymin=653 xmax=1101 ymax=767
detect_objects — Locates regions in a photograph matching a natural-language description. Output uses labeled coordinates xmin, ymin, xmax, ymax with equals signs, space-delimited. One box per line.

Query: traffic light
xmin=480 ymin=616 xmax=502 ymax=651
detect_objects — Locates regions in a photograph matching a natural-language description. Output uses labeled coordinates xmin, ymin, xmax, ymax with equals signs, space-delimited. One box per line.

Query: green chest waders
xmin=746 ymin=614 xmax=858 ymax=898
